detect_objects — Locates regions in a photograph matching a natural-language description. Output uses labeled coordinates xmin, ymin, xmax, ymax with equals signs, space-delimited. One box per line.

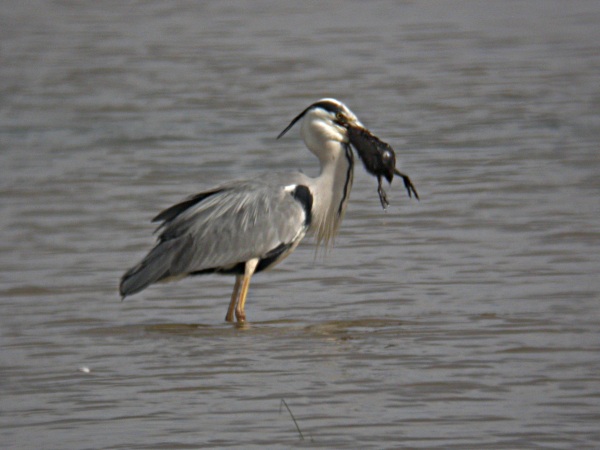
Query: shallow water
xmin=1 ymin=1 xmax=600 ymax=448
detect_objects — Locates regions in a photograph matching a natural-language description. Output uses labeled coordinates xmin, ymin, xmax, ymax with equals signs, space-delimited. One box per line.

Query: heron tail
xmin=119 ymin=236 xmax=192 ymax=298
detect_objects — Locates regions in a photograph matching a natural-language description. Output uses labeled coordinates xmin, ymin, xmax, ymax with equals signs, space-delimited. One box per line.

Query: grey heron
xmin=119 ymin=98 xmax=417 ymax=323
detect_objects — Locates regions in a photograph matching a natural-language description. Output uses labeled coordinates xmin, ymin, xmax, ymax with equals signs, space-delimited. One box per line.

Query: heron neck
xmin=311 ymin=141 xmax=354 ymax=248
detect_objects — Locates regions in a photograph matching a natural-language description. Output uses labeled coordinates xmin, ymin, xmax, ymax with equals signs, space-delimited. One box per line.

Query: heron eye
xmin=336 ymin=112 xmax=346 ymax=123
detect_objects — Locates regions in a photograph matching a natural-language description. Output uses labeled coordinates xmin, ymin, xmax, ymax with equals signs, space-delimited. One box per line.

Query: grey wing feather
xmin=119 ymin=235 xmax=192 ymax=296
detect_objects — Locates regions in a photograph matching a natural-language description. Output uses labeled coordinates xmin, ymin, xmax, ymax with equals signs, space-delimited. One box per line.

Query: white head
xmin=277 ymin=98 xmax=364 ymax=163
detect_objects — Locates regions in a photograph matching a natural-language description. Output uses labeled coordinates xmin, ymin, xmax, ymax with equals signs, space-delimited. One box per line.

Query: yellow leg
xmin=225 ymin=275 xmax=243 ymax=322
xmin=235 ymin=258 xmax=259 ymax=323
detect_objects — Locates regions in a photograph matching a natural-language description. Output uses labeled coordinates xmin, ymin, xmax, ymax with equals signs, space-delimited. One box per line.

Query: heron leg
xmin=235 ymin=258 xmax=259 ymax=323
xmin=225 ymin=275 xmax=243 ymax=322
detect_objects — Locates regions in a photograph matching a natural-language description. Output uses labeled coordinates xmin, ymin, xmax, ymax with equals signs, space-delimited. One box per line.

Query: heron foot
xmin=235 ymin=308 xmax=246 ymax=323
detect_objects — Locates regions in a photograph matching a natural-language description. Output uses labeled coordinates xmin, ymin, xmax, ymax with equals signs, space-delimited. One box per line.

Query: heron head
xmin=277 ymin=98 xmax=363 ymax=143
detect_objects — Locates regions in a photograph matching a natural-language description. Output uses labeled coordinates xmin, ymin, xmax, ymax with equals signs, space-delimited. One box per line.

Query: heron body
xmin=119 ymin=98 xmax=412 ymax=322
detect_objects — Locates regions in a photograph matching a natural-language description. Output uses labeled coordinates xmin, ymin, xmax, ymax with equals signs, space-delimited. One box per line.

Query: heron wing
xmin=153 ymin=175 xmax=311 ymax=275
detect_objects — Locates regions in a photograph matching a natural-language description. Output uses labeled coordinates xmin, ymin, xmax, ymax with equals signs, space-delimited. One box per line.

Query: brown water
xmin=2 ymin=1 xmax=600 ymax=448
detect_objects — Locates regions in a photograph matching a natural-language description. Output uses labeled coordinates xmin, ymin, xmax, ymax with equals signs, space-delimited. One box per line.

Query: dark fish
xmin=346 ymin=125 xmax=419 ymax=210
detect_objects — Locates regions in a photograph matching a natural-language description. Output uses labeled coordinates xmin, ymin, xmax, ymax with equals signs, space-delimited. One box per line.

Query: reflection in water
xmin=1 ymin=1 xmax=599 ymax=448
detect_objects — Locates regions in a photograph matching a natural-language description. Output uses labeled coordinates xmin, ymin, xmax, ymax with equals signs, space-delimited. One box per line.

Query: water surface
xmin=1 ymin=1 xmax=599 ymax=448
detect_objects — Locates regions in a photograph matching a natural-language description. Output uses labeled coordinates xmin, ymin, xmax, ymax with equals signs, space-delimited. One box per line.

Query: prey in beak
xmin=346 ymin=124 xmax=419 ymax=210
